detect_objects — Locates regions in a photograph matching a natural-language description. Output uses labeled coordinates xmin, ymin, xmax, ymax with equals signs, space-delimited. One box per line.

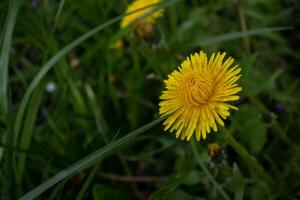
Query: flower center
xmin=183 ymin=74 xmax=213 ymax=106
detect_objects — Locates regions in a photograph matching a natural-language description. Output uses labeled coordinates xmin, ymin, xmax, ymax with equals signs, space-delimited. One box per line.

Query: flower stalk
xmin=236 ymin=2 xmax=251 ymax=55
xmin=223 ymin=128 xmax=274 ymax=187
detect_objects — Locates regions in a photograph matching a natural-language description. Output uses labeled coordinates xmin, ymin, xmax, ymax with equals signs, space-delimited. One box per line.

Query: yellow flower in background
xmin=159 ymin=51 xmax=242 ymax=141
xmin=121 ymin=0 xmax=164 ymax=28
xmin=110 ymin=39 xmax=124 ymax=50
xmin=208 ymin=143 xmax=221 ymax=157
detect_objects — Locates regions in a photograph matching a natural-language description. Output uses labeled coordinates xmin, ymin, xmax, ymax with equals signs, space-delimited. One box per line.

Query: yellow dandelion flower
xmin=159 ymin=51 xmax=242 ymax=141
xmin=121 ymin=0 xmax=164 ymax=29
xmin=208 ymin=143 xmax=221 ymax=157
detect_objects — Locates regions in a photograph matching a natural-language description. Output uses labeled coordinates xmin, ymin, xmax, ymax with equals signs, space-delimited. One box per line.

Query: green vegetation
xmin=1 ymin=0 xmax=300 ymax=199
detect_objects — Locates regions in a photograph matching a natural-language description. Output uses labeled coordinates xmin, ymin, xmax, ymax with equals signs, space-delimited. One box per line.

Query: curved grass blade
xmin=0 ymin=0 xmax=22 ymax=162
xmin=191 ymin=139 xmax=231 ymax=200
xmin=193 ymin=26 xmax=292 ymax=46
xmin=0 ymin=0 xmax=22 ymax=115
xmin=0 ymin=1 xmax=22 ymax=199
xmin=16 ymin=81 xmax=45 ymax=185
xmin=19 ymin=117 xmax=164 ymax=200
xmin=14 ymin=0 xmax=179 ymax=155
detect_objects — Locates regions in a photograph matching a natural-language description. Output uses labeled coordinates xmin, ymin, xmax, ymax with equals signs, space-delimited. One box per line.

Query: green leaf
xmin=182 ymin=170 xmax=201 ymax=186
xmin=231 ymin=105 xmax=267 ymax=154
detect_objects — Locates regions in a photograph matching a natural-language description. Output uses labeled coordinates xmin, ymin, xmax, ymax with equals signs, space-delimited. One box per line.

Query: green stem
xmin=249 ymin=96 xmax=299 ymax=150
xmin=236 ymin=2 xmax=251 ymax=55
xmin=223 ymin=128 xmax=274 ymax=187
xmin=191 ymin=140 xmax=231 ymax=200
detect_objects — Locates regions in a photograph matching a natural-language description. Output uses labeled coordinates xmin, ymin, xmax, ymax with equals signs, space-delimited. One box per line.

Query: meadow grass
xmin=1 ymin=0 xmax=300 ymax=199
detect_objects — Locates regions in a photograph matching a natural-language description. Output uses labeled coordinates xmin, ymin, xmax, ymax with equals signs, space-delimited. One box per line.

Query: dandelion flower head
xmin=159 ymin=51 xmax=242 ymax=141
xmin=121 ymin=0 xmax=164 ymax=28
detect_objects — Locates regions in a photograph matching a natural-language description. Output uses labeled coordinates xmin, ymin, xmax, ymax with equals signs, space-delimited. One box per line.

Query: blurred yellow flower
xmin=208 ymin=143 xmax=221 ymax=157
xmin=121 ymin=0 xmax=164 ymax=28
xmin=159 ymin=51 xmax=242 ymax=141
xmin=110 ymin=39 xmax=124 ymax=50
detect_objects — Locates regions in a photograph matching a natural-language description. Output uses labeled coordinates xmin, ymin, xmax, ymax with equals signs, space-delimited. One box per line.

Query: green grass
xmin=1 ymin=0 xmax=300 ymax=199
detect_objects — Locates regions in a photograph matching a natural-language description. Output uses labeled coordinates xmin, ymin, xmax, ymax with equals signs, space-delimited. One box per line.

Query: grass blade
xmin=15 ymin=81 xmax=45 ymax=185
xmin=52 ymin=0 xmax=66 ymax=33
xmin=0 ymin=0 xmax=21 ymax=114
xmin=19 ymin=117 xmax=164 ymax=200
xmin=193 ymin=26 xmax=292 ymax=46
xmin=0 ymin=1 xmax=22 ymax=199
xmin=85 ymin=84 xmax=109 ymax=141
xmin=0 ymin=0 xmax=22 ymax=162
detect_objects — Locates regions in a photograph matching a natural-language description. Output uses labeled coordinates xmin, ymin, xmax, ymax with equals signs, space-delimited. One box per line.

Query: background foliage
xmin=1 ymin=0 xmax=300 ymax=199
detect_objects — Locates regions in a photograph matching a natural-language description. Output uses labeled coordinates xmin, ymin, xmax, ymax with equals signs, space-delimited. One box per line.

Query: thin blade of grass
xmin=191 ymin=139 xmax=231 ymax=200
xmin=0 ymin=1 xmax=22 ymax=199
xmin=1 ymin=117 xmax=14 ymax=200
xmin=0 ymin=0 xmax=21 ymax=114
xmin=85 ymin=84 xmax=109 ymax=141
xmin=193 ymin=26 xmax=292 ymax=46
xmin=52 ymin=0 xmax=66 ymax=33
xmin=14 ymin=0 xmax=179 ymax=157
xmin=15 ymin=81 xmax=45 ymax=185
xmin=19 ymin=117 xmax=164 ymax=200
xmin=0 ymin=0 xmax=21 ymax=162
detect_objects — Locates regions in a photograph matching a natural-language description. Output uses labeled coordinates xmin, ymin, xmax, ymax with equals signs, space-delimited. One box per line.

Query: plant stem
xmin=223 ymin=128 xmax=274 ymax=187
xmin=191 ymin=140 xmax=231 ymax=200
xmin=249 ymin=96 xmax=299 ymax=150
xmin=236 ymin=1 xmax=251 ymax=55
